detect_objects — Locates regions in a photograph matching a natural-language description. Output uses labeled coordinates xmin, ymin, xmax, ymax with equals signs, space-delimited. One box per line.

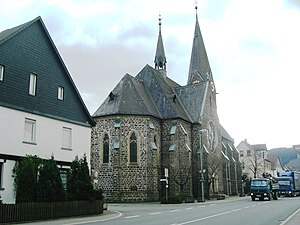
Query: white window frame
xmin=0 ymin=65 xmax=4 ymax=81
xmin=29 ymin=73 xmax=37 ymax=96
xmin=62 ymin=127 xmax=72 ymax=150
xmin=0 ymin=162 xmax=3 ymax=189
xmin=58 ymin=86 xmax=64 ymax=100
xmin=23 ymin=118 xmax=36 ymax=144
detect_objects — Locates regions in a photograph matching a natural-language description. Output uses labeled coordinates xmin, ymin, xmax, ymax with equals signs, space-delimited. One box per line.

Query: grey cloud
xmin=58 ymin=42 xmax=153 ymax=113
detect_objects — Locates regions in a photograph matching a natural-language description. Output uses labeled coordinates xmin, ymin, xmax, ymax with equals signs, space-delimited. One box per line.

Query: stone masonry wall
xmin=91 ymin=115 xmax=161 ymax=202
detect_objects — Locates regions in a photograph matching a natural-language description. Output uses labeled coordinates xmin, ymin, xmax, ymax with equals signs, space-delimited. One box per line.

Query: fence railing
xmin=0 ymin=200 xmax=103 ymax=224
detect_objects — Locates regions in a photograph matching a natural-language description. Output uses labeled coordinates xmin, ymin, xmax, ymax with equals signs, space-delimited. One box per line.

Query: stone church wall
xmin=91 ymin=115 xmax=161 ymax=202
xmin=160 ymin=119 xmax=194 ymax=201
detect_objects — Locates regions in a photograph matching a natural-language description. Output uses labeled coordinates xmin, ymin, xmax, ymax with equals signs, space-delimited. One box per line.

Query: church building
xmin=91 ymin=7 xmax=241 ymax=202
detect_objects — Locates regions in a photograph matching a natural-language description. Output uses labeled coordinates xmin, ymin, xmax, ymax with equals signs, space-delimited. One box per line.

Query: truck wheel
xmin=251 ymin=196 xmax=255 ymax=201
xmin=268 ymin=193 xmax=272 ymax=201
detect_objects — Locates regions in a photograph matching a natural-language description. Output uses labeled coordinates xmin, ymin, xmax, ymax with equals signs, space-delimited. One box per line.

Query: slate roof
xmin=187 ymin=14 xmax=211 ymax=85
xmin=137 ymin=65 xmax=191 ymax=121
xmin=93 ymin=65 xmax=196 ymax=122
xmin=220 ymin=124 xmax=234 ymax=142
xmin=175 ymin=82 xmax=206 ymax=123
xmin=0 ymin=17 xmax=94 ymax=126
xmin=0 ymin=19 xmax=33 ymax=45
xmin=93 ymin=73 xmax=160 ymax=118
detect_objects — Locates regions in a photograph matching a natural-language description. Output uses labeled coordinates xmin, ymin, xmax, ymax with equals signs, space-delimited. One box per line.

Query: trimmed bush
xmin=161 ymin=194 xmax=182 ymax=204
xmin=37 ymin=156 xmax=65 ymax=202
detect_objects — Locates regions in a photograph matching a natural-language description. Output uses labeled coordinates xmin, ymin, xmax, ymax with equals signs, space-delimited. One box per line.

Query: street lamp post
xmin=198 ymin=129 xmax=208 ymax=202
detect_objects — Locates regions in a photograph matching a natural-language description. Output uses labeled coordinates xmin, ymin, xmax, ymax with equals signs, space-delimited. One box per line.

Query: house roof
xmin=0 ymin=17 xmax=94 ymax=126
xmin=0 ymin=18 xmax=35 ymax=45
xmin=252 ymin=144 xmax=267 ymax=151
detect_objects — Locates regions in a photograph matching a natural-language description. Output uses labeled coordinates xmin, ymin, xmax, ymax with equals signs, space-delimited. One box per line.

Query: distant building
xmin=0 ymin=17 xmax=94 ymax=203
xmin=91 ymin=9 xmax=241 ymax=202
xmin=237 ymin=139 xmax=285 ymax=178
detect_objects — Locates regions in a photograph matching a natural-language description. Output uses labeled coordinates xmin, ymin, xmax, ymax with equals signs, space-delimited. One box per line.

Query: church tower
xmin=154 ymin=14 xmax=167 ymax=76
xmin=187 ymin=5 xmax=212 ymax=85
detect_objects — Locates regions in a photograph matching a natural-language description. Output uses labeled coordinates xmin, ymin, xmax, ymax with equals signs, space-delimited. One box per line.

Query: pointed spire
xmin=154 ymin=14 xmax=167 ymax=73
xmin=187 ymin=3 xmax=211 ymax=85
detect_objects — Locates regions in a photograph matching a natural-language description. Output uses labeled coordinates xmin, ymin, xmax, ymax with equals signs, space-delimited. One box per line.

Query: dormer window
xmin=172 ymin=94 xmax=176 ymax=103
xmin=109 ymin=92 xmax=116 ymax=101
xmin=0 ymin=65 xmax=4 ymax=81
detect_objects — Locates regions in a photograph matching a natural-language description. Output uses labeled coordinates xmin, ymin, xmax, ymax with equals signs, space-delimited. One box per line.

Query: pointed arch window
xmin=103 ymin=134 xmax=109 ymax=163
xmin=130 ymin=132 xmax=137 ymax=163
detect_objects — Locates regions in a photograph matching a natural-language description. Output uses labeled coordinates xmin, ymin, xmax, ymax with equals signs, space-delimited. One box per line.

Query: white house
xmin=0 ymin=17 xmax=94 ymax=203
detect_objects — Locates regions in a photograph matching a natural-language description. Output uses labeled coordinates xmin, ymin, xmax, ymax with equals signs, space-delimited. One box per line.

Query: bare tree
xmin=243 ymin=153 xmax=264 ymax=178
xmin=173 ymin=166 xmax=191 ymax=197
xmin=206 ymin=152 xmax=223 ymax=195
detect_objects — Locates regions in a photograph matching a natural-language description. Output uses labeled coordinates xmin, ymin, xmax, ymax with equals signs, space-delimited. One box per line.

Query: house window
xmin=130 ymin=132 xmax=137 ymax=163
xmin=103 ymin=134 xmax=109 ymax=163
xmin=0 ymin=162 xmax=3 ymax=189
xmin=0 ymin=65 xmax=4 ymax=81
xmin=58 ymin=86 xmax=64 ymax=100
xmin=247 ymin=150 xmax=251 ymax=156
xmin=29 ymin=73 xmax=37 ymax=96
xmin=62 ymin=127 xmax=72 ymax=149
xmin=23 ymin=118 xmax=36 ymax=143
xmin=240 ymin=151 xmax=244 ymax=157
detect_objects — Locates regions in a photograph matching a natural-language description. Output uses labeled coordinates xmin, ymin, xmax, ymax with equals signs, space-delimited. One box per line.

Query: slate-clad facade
xmin=92 ymin=10 xmax=241 ymax=202
xmin=0 ymin=17 xmax=94 ymax=203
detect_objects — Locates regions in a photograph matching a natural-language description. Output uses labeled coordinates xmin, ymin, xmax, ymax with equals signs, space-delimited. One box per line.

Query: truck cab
xmin=277 ymin=176 xmax=294 ymax=196
xmin=250 ymin=178 xmax=279 ymax=201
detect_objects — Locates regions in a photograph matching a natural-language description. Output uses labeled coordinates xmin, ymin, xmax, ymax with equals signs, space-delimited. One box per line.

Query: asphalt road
xmin=21 ymin=196 xmax=300 ymax=225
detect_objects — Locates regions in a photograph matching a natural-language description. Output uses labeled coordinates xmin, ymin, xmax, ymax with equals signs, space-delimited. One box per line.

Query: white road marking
xmin=173 ymin=208 xmax=242 ymax=225
xmin=185 ymin=207 xmax=194 ymax=210
xmin=124 ymin=215 xmax=140 ymax=219
xmin=150 ymin=212 xmax=163 ymax=215
xmin=170 ymin=209 xmax=181 ymax=212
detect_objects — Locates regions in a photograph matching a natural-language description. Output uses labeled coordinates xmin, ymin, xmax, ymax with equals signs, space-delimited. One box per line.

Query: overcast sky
xmin=1 ymin=0 xmax=300 ymax=149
